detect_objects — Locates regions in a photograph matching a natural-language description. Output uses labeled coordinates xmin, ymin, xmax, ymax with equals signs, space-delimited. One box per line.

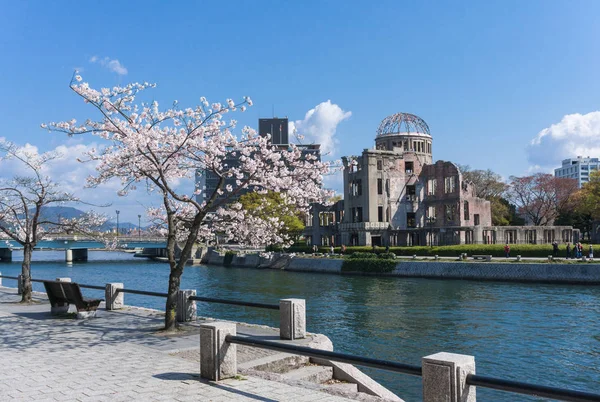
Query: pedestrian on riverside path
xmin=341 ymin=244 xmax=346 ymax=255
xmin=552 ymin=241 xmax=559 ymax=257
xmin=566 ymin=242 xmax=571 ymax=259
xmin=504 ymin=243 xmax=510 ymax=258
xmin=330 ymin=245 xmax=334 ymax=255
xmin=590 ymin=245 xmax=594 ymax=259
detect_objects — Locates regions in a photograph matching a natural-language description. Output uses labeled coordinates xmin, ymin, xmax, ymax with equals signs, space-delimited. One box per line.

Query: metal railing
xmin=0 ymin=274 xmax=279 ymax=310
xmin=226 ymin=335 xmax=422 ymax=376
xmin=189 ymin=295 xmax=279 ymax=310
xmin=225 ymin=335 xmax=600 ymax=402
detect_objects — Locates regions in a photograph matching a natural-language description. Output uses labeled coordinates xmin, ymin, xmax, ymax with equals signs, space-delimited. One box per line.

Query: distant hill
xmin=37 ymin=206 xmax=85 ymax=221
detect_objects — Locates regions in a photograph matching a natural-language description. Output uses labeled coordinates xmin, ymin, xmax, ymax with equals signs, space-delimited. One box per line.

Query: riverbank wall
xmin=207 ymin=250 xmax=600 ymax=284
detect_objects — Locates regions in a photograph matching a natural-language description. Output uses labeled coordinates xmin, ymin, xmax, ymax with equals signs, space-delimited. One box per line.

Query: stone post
xmin=17 ymin=274 xmax=23 ymax=294
xmin=422 ymin=352 xmax=476 ymax=402
xmin=200 ymin=322 xmax=237 ymax=381
xmin=105 ymin=283 xmax=124 ymax=310
xmin=516 ymin=255 xmax=521 ymax=261
xmin=176 ymin=289 xmax=197 ymax=322
xmin=280 ymin=298 xmax=306 ymax=340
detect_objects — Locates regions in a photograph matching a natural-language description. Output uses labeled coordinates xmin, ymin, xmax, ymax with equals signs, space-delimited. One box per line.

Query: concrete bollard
xmin=280 ymin=298 xmax=306 ymax=340
xmin=17 ymin=274 xmax=23 ymax=294
xmin=516 ymin=255 xmax=521 ymax=261
xmin=105 ymin=283 xmax=124 ymax=310
xmin=200 ymin=322 xmax=237 ymax=381
xmin=412 ymin=254 xmax=417 ymax=260
xmin=422 ymin=352 xmax=476 ymax=402
xmin=434 ymin=255 xmax=439 ymax=261
xmin=176 ymin=289 xmax=197 ymax=322
xmin=582 ymin=255 xmax=587 ymax=262
xmin=56 ymin=277 xmax=71 ymax=282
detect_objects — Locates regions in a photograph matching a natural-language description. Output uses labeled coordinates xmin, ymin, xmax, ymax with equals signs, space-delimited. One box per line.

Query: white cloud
xmin=527 ymin=111 xmax=600 ymax=169
xmin=289 ymin=100 xmax=351 ymax=156
xmin=89 ymin=55 xmax=128 ymax=75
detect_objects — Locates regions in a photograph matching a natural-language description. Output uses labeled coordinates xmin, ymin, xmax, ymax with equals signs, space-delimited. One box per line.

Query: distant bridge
xmin=0 ymin=235 xmax=168 ymax=262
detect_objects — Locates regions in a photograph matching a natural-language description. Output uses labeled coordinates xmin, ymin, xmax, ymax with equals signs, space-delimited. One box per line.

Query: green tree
xmin=238 ymin=191 xmax=305 ymax=244
xmin=576 ymin=170 xmax=600 ymax=220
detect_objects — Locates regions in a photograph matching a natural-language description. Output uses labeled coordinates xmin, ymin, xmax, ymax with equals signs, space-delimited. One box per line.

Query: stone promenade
xmin=0 ymin=287 xmax=364 ymax=402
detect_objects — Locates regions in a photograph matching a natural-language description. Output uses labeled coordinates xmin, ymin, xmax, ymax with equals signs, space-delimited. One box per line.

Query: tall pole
xmin=116 ymin=210 xmax=120 ymax=239
xmin=138 ymin=214 xmax=141 ymax=239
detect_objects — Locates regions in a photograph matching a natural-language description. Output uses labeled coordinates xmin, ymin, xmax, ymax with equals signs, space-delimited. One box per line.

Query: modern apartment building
xmin=554 ymin=156 xmax=599 ymax=187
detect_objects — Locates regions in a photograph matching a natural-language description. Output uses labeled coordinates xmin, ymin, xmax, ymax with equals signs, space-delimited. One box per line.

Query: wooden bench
xmin=43 ymin=280 xmax=103 ymax=318
xmin=472 ymin=255 xmax=492 ymax=262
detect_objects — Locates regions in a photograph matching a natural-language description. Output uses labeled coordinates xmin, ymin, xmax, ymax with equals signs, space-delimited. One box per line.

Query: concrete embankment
xmin=209 ymin=250 xmax=600 ymax=284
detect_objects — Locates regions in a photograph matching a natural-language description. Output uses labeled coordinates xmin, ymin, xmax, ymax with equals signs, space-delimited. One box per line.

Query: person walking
xmin=504 ymin=243 xmax=510 ymax=258
xmin=330 ymin=245 xmax=334 ymax=255
xmin=341 ymin=244 xmax=346 ymax=255
xmin=552 ymin=241 xmax=559 ymax=257
xmin=589 ymin=245 xmax=594 ymax=259
xmin=566 ymin=242 xmax=571 ymax=259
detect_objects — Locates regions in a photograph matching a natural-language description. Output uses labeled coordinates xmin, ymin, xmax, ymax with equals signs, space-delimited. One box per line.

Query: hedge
xmin=341 ymin=258 xmax=398 ymax=273
xmin=285 ymin=244 xmax=599 ymax=258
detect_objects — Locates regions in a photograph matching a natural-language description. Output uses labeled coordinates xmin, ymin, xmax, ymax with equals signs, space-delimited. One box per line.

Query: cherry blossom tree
xmin=46 ymin=74 xmax=331 ymax=330
xmin=0 ymin=140 xmax=106 ymax=303
xmin=506 ymin=173 xmax=578 ymax=226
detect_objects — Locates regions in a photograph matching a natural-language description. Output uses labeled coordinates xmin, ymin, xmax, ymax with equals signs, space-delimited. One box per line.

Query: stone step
xmin=282 ymin=365 xmax=333 ymax=383
xmin=238 ymin=352 xmax=309 ymax=374
xmin=325 ymin=381 xmax=359 ymax=393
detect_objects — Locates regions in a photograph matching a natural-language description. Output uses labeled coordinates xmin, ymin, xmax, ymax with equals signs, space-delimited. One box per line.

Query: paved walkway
xmin=0 ymin=287 xmax=359 ymax=402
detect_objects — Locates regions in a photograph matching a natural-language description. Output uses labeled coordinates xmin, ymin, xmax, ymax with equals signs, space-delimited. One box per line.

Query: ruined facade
xmin=304 ymin=112 xmax=579 ymax=246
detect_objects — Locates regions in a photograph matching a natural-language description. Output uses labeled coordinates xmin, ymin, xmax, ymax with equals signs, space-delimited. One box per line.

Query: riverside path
xmin=0 ymin=287 xmax=388 ymax=402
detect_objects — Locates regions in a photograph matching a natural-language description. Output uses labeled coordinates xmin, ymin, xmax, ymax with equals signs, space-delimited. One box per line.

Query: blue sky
xmin=1 ymin=1 xmax=600 ymax=224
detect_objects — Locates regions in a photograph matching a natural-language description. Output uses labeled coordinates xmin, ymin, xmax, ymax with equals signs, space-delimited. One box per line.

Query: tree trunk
xmin=163 ymin=220 xmax=204 ymax=330
xmin=20 ymin=244 xmax=33 ymax=303
xmin=164 ymin=265 xmax=183 ymax=331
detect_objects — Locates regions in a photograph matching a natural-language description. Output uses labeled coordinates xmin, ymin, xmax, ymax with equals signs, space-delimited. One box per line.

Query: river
xmin=1 ymin=250 xmax=599 ymax=401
